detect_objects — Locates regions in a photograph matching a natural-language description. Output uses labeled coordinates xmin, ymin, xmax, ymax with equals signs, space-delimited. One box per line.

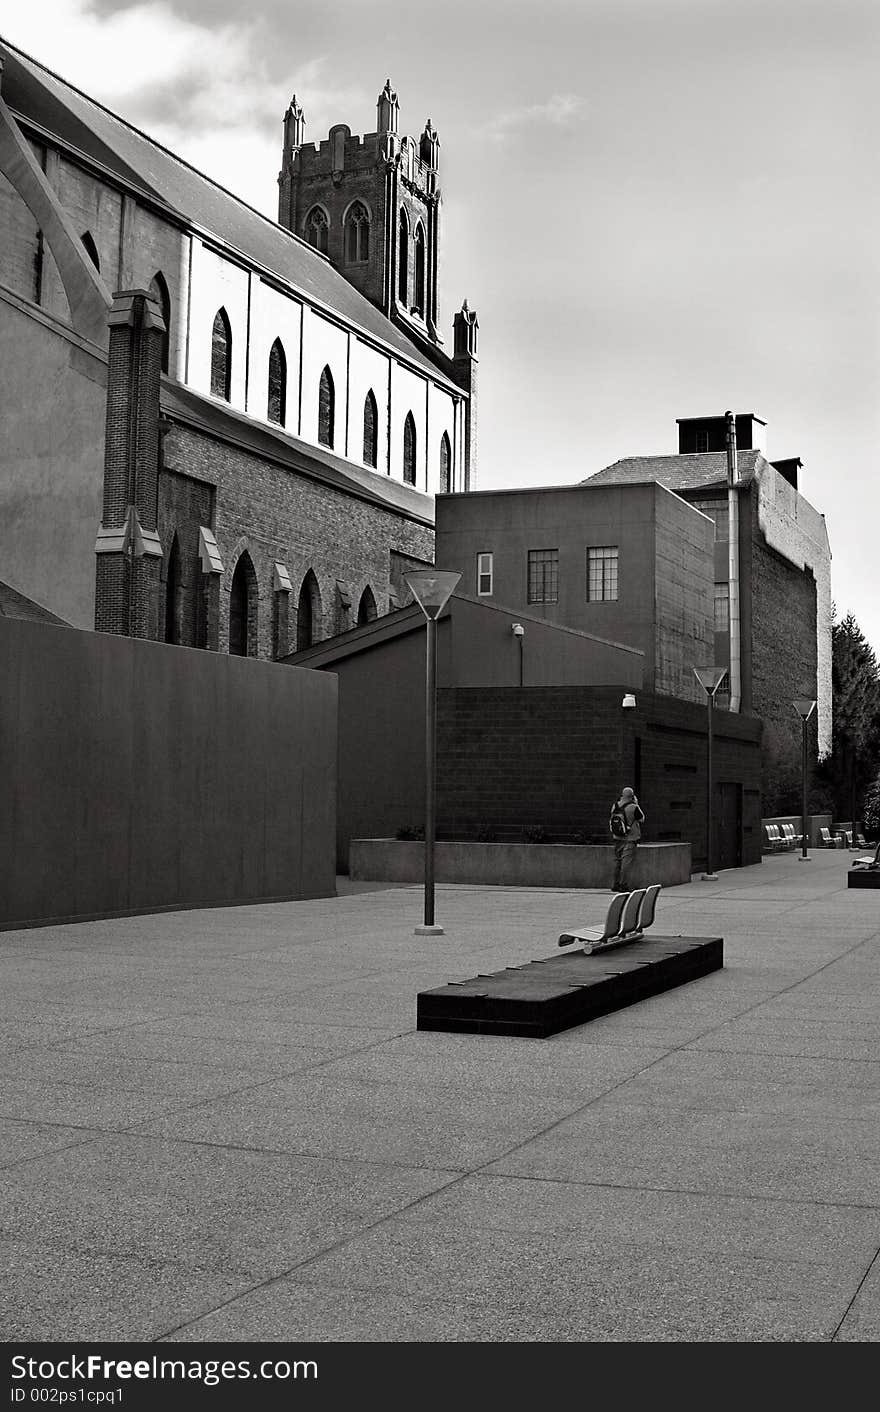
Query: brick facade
xmin=437 ymin=684 xmax=763 ymax=870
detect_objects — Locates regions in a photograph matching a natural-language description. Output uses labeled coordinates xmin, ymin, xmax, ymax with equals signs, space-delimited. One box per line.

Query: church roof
xmin=0 ymin=36 xmax=460 ymax=392
xmin=582 ymin=450 xmax=765 ymax=493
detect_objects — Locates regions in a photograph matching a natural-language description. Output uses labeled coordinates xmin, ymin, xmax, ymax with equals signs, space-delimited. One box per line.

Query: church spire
xmin=377 ymin=79 xmax=399 ymax=134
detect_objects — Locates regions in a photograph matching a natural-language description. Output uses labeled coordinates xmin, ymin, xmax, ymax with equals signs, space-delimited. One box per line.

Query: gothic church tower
xmin=278 ymin=80 xmax=444 ymax=344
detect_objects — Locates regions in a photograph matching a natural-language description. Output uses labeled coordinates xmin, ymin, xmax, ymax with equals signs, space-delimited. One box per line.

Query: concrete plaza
xmin=0 ymin=849 xmax=878 ymax=1342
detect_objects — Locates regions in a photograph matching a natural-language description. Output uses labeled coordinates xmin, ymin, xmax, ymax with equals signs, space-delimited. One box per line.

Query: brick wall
xmin=748 ymin=485 xmax=819 ymax=814
xmin=437 ymin=684 xmax=763 ymax=869
xmin=161 ymin=421 xmax=434 ymax=660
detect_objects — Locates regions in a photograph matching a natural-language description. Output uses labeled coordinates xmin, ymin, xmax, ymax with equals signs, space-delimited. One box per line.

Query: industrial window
xmin=413 ymin=223 xmax=426 ymax=315
xmin=81 ymin=231 xmax=100 ymax=271
xmin=304 ymin=206 xmax=329 ymax=255
xmin=586 ymin=546 xmax=618 ymax=601
xmin=318 ymin=366 xmax=335 ymax=448
xmin=149 ymin=272 xmax=171 ymax=373
xmin=210 ymin=307 xmax=232 ymax=400
xmin=267 ymin=338 xmax=286 ymax=426
xmin=403 ymin=412 xmax=417 ymax=485
xmin=363 ymin=390 xmax=378 ymax=467
xmin=477 ymin=552 xmax=493 ymax=597
xmin=345 ymin=202 xmax=370 ymax=263
xmin=398 ymin=208 xmax=409 ymax=305
xmin=714 ymin=581 xmax=730 ymax=632
xmin=528 ymin=549 xmax=558 ymax=604
xmin=439 ymin=432 xmax=451 ymax=493
xmin=695 ymin=429 xmax=710 ymax=453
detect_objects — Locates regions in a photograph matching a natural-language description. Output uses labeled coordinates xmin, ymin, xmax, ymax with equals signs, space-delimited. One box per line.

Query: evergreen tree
xmin=819 ymin=611 xmax=880 ymax=822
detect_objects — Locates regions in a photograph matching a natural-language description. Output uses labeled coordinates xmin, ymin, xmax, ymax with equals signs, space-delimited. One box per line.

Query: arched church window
xmin=439 ymin=431 xmax=451 ymax=493
xmin=318 ymin=366 xmax=335 ymax=448
xmin=414 ymin=223 xmax=425 ymax=316
xmin=397 ymin=208 xmax=409 ymax=306
xmin=229 ymin=551 xmax=256 ymax=656
xmin=304 ymin=206 xmax=329 ymax=254
xmin=363 ymin=389 xmax=378 ymax=468
xmin=149 ymin=272 xmax=171 ymax=374
xmin=81 ymin=231 xmax=100 ymax=271
xmin=210 ymin=308 xmax=232 ymax=400
xmin=345 ymin=202 xmax=370 ymax=263
xmin=297 ymin=569 xmax=322 ymax=650
xmin=267 ymin=338 xmax=287 ymax=426
xmin=164 ymin=533 xmax=181 ymax=644
xmin=357 ymin=585 xmax=377 ymax=626
xmin=403 ymin=412 xmax=417 ymax=486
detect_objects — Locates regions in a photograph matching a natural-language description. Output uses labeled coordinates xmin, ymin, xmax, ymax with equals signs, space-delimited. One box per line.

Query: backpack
xmin=610 ymin=805 xmax=628 ymax=839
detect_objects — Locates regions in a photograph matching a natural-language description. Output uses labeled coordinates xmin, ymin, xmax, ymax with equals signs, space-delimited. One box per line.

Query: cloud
xmin=487 ymin=92 xmax=584 ymax=141
xmin=2 ymin=1 xmax=369 ymax=214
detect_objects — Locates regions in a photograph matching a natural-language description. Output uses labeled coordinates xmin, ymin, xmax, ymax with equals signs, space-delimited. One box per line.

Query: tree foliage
xmin=817 ymin=611 xmax=880 ymax=821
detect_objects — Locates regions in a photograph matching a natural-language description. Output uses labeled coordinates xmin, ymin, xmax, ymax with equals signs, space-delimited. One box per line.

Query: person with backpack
xmin=610 ymin=786 xmax=645 ymax=891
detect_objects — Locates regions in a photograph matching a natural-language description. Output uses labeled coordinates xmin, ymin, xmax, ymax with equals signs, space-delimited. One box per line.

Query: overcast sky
xmin=5 ymin=0 xmax=879 ymax=652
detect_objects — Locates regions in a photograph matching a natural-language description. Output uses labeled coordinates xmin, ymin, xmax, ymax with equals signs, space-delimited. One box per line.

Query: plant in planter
xmin=396 ymin=824 xmax=425 ymax=841
xmin=522 ymin=824 xmax=548 ymax=843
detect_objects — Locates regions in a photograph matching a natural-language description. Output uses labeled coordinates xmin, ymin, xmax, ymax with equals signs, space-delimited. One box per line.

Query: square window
xmin=586 ymin=546 xmax=618 ymax=602
xmin=527 ymin=549 xmax=558 ymax=604
xmin=477 ymin=551 xmax=493 ymax=597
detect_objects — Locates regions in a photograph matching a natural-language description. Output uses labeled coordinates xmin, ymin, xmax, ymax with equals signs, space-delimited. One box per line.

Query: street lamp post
xmin=405 ymin=569 xmax=462 ymax=935
xmin=792 ymin=698 xmax=816 ymax=861
xmin=693 ymin=667 xmax=727 ymax=880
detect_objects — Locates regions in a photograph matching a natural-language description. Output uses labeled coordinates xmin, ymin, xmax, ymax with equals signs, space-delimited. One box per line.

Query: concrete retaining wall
xmin=349 ymin=840 xmax=691 ymax=888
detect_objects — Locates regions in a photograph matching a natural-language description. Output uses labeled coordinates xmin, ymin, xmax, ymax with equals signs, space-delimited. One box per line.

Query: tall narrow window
xmin=695 ymin=429 xmax=710 ymax=453
xmin=164 ymin=534 xmax=181 ymax=644
xmin=714 ymin=581 xmax=730 ymax=632
xmin=210 ymin=307 xmax=231 ymax=400
xmin=304 ymin=206 xmax=329 ymax=254
xmin=81 ymin=231 xmax=100 ymax=271
xmin=297 ymin=570 xmax=321 ymax=650
xmin=413 ymin=223 xmax=425 ymax=315
xmin=397 ymin=208 xmax=409 ymax=306
xmin=357 ymin=585 xmax=377 ymax=625
xmin=149 ymin=272 xmax=171 ymax=374
xmin=477 ymin=552 xmax=493 ymax=597
xmin=345 ymin=202 xmax=370 ymax=263
xmin=363 ymin=389 xmax=378 ymax=467
xmin=439 ymin=432 xmax=451 ymax=493
xmin=586 ymin=546 xmax=619 ymax=602
xmin=229 ymin=552 xmax=256 ymax=656
xmin=318 ymin=366 xmax=335 ymax=448
xmin=267 ymin=338 xmax=286 ymax=426
xmin=528 ymin=549 xmax=558 ymax=604
xmin=402 ymin=412 xmax=417 ymax=485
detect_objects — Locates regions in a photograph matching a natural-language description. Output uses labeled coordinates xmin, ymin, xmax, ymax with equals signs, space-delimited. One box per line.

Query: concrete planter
xmin=348 ymin=839 xmax=691 ymax=889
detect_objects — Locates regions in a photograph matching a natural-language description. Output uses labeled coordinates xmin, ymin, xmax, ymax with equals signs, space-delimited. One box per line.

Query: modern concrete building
xmin=433 ymin=480 xmax=715 ymax=706
xmin=0 ymin=37 xmax=478 ymax=656
xmin=584 ymin=412 xmax=832 ymax=810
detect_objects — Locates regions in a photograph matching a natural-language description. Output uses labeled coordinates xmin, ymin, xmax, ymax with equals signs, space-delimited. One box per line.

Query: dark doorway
xmin=717 ymin=781 xmax=743 ymax=869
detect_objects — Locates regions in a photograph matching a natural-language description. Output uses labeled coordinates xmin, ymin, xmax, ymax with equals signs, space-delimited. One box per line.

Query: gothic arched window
xmin=149 ymin=272 xmax=171 ymax=373
xmin=403 ymin=412 xmax=417 ymax=486
xmin=297 ymin=569 xmax=322 ymax=651
xmin=439 ymin=431 xmax=451 ymax=493
xmin=210 ymin=307 xmax=232 ymax=400
xmin=81 ymin=231 xmax=100 ymax=271
xmin=363 ymin=389 xmax=378 ymax=468
xmin=164 ymin=534 xmax=181 ymax=644
xmin=414 ymin=223 xmax=425 ymax=316
xmin=304 ymin=206 xmax=329 ymax=254
xmin=397 ymin=208 xmax=409 ymax=306
xmin=267 ymin=338 xmax=287 ymax=426
xmin=229 ymin=552 xmax=257 ymax=656
xmin=345 ymin=202 xmax=370 ymax=263
xmin=357 ymin=585 xmax=377 ymax=626
xmin=318 ymin=365 xmax=335 ymax=448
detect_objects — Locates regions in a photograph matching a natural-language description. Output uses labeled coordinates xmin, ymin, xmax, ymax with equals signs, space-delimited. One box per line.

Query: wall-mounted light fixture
xmin=621 ymin=693 xmax=637 ymax=710
xmin=511 ymin=622 xmax=524 ymax=686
